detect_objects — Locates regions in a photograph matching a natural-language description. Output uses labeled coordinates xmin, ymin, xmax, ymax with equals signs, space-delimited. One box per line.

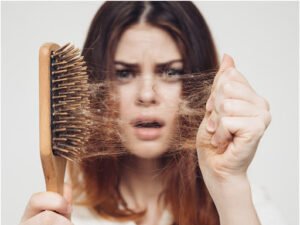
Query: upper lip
xmin=130 ymin=116 xmax=166 ymax=128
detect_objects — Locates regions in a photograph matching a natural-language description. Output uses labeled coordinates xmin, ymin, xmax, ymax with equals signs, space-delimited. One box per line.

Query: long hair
xmin=69 ymin=1 xmax=220 ymax=224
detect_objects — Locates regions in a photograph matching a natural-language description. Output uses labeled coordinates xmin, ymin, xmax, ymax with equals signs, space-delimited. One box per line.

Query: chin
xmin=125 ymin=141 xmax=170 ymax=159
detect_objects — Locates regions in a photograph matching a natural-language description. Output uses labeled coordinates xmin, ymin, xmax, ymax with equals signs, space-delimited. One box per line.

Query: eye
xmin=164 ymin=68 xmax=183 ymax=76
xmin=115 ymin=69 xmax=135 ymax=82
xmin=160 ymin=68 xmax=183 ymax=82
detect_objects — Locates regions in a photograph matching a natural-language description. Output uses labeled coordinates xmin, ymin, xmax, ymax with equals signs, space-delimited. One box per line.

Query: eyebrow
xmin=114 ymin=59 xmax=183 ymax=69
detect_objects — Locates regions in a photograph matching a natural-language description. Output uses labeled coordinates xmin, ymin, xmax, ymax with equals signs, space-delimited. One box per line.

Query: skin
xmin=20 ymin=23 xmax=271 ymax=225
xmin=115 ymin=23 xmax=183 ymax=160
xmin=197 ymin=55 xmax=271 ymax=225
xmin=20 ymin=184 xmax=73 ymax=225
xmin=115 ymin=23 xmax=183 ymax=224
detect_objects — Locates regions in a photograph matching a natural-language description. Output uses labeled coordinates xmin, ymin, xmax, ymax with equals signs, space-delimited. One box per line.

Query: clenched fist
xmin=197 ymin=54 xmax=271 ymax=181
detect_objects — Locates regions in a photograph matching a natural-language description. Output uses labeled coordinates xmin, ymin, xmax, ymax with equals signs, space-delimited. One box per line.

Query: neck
xmin=120 ymin=155 xmax=164 ymax=210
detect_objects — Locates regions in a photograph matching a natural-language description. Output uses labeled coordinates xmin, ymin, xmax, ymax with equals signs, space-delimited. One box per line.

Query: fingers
xmin=207 ymin=58 xmax=270 ymax=118
xmin=207 ymin=97 xmax=271 ymax=148
xmin=217 ymin=80 xmax=267 ymax=110
xmin=208 ymin=72 xmax=263 ymax=111
xmin=211 ymin=54 xmax=236 ymax=92
xmin=206 ymin=98 xmax=269 ymax=135
xmin=205 ymin=54 xmax=271 ymax=151
xmin=211 ymin=116 xmax=232 ymax=153
xmin=209 ymin=110 xmax=271 ymax=150
xmin=216 ymin=99 xmax=268 ymax=118
xmin=21 ymin=185 xmax=72 ymax=223
xmin=21 ymin=210 xmax=73 ymax=225
xmin=214 ymin=67 xmax=253 ymax=93
xmin=206 ymin=110 xmax=218 ymax=133
xmin=218 ymin=116 xmax=270 ymax=140
xmin=207 ymin=71 xmax=254 ymax=113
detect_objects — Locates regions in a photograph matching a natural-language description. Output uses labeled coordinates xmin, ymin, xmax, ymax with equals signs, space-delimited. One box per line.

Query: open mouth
xmin=131 ymin=118 xmax=165 ymax=140
xmin=135 ymin=121 xmax=163 ymax=128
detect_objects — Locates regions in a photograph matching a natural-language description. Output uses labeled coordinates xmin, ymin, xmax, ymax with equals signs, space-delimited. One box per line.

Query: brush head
xmin=50 ymin=43 xmax=90 ymax=161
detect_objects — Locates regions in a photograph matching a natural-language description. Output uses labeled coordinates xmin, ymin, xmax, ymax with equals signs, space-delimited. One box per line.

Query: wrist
xmin=202 ymin=171 xmax=251 ymax=207
xmin=218 ymin=183 xmax=260 ymax=225
xmin=202 ymin=174 xmax=260 ymax=225
xmin=213 ymin=175 xmax=252 ymax=208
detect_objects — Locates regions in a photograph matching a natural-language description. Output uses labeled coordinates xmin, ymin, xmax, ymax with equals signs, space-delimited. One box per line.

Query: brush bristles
xmin=51 ymin=43 xmax=90 ymax=161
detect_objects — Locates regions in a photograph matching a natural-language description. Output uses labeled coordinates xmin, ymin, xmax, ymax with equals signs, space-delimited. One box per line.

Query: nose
xmin=135 ymin=75 xmax=158 ymax=106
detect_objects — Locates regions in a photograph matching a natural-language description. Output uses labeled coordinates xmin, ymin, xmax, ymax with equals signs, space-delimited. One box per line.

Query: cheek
xmin=159 ymin=83 xmax=182 ymax=113
xmin=118 ymin=87 xmax=135 ymax=119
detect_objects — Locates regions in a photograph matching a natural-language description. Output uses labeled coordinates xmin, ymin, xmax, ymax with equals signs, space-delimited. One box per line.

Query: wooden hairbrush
xmin=39 ymin=43 xmax=89 ymax=194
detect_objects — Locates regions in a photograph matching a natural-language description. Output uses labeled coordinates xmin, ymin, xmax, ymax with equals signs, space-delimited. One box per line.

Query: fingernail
xmin=206 ymin=118 xmax=216 ymax=133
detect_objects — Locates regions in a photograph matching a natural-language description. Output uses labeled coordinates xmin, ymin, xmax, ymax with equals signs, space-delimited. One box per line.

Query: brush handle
xmin=39 ymin=43 xmax=66 ymax=194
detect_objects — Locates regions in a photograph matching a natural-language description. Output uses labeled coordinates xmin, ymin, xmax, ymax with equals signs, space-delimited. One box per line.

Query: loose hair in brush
xmin=69 ymin=1 xmax=221 ymax=225
xmin=39 ymin=43 xmax=91 ymax=194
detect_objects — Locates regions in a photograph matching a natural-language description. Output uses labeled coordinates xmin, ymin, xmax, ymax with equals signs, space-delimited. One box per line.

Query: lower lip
xmin=133 ymin=126 xmax=164 ymax=140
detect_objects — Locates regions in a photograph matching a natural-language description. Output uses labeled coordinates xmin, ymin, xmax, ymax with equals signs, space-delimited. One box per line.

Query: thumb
xmin=218 ymin=53 xmax=235 ymax=74
xmin=213 ymin=54 xmax=235 ymax=87
xmin=206 ymin=54 xmax=236 ymax=111
xmin=213 ymin=54 xmax=236 ymax=87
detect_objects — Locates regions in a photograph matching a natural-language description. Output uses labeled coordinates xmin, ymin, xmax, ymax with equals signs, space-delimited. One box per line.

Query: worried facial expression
xmin=114 ymin=23 xmax=183 ymax=159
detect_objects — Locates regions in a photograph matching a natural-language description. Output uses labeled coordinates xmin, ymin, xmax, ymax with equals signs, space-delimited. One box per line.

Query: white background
xmin=2 ymin=2 xmax=298 ymax=225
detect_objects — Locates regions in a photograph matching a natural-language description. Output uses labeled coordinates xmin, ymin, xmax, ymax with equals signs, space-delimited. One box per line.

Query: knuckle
xmin=221 ymin=82 xmax=232 ymax=96
xmin=219 ymin=116 xmax=227 ymax=127
xmin=220 ymin=100 xmax=232 ymax=115
xmin=219 ymin=101 xmax=226 ymax=114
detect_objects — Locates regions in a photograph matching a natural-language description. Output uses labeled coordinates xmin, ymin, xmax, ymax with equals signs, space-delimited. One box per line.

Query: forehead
xmin=115 ymin=23 xmax=181 ymax=63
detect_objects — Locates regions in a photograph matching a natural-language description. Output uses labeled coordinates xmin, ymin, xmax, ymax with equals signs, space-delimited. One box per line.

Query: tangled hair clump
xmin=66 ymin=69 xmax=216 ymax=161
xmin=68 ymin=69 xmax=218 ymax=222
xmin=74 ymin=71 xmax=215 ymax=161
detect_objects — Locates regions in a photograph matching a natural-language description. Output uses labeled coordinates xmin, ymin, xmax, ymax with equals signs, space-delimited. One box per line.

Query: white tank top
xmin=71 ymin=184 xmax=287 ymax=225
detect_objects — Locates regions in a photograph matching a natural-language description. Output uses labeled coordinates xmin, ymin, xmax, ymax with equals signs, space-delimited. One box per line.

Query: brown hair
xmin=70 ymin=1 xmax=220 ymax=224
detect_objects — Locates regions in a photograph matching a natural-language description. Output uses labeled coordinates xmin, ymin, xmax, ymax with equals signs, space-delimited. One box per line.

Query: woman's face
xmin=114 ymin=23 xmax=183 ymax=159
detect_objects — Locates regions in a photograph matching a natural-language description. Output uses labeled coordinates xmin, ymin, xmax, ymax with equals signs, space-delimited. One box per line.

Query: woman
xmin=20 ymin=2 xmax=271 ymax=225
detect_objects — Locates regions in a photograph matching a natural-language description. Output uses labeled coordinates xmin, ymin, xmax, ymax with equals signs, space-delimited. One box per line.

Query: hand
xmin=196 ymin=54 xmax=271 ymax=182
xmin=20 ymin=183 xmax=73 ymax=225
